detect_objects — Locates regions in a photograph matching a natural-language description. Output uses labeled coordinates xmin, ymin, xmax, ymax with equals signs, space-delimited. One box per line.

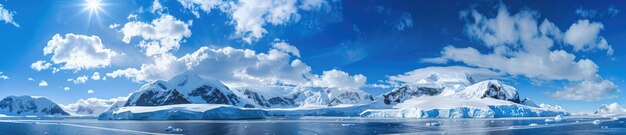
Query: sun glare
xmin=85 ymin=0 xmax=102 ymax=11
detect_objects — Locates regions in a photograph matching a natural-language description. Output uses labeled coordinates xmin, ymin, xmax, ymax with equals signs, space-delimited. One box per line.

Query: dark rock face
xmin=126 ymin=89 xmax=191 ymax=106
xmin=383 ymin=86 xmax=443 ymax=105
xmin=0 ymin=96 xmax=69 ymax=116
xmin=189 ymin=85 xmax=240 ymax=105
xmin=481 ymin=84 xmax=521 ymax=103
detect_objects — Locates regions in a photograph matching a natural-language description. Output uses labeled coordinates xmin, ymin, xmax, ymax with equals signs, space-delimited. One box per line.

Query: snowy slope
xmin=62 ymin=97 xmax=126 ymax=116
xmin=594 ymin=103 xmax=625 ymax=114
xmin=452 ymin=80 xmax=521 ymax=103
xmin=361 ymin=96 xmax=568 ymax=118
xmin=383 ymin=73 xmax=473 ymax=105
xmin=124 ymin=70 xmax=253 ymax=107
xmin=98 ymin=104 xmax=266 ymax=120
xmin=0 ymin=96 xmax=69 ymax=116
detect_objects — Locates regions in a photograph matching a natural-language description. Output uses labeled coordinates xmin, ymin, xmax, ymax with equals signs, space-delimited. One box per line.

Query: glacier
xmin=98 ymin=104 xmax=266 ymax=120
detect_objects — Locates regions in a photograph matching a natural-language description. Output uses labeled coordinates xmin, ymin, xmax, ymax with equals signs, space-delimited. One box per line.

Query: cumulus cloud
xmin=564 ymin=20 xmax=613 ymax=55
xmin=424 ymin=4 xmax=616 ymax=101
xmin=0 ymin=72 xmax=8 ymax=80
xmin=31 ymin=60 xmax=52 ymax=71
xmin=0 ymin=4 xmax=19 ymax=27
xmin=39 ymin=80 xmax=48 ymax=87
xmin=67 ymin=75 xmax=88 ymax=84
xmin=91 ymin=72 xmax=101 ymax=80
xmin=27 ymin=78 xmax=34 ymax=81
xmin=87 ymin=90 xmax=95 ymax=94
xmin=177 ymin=0 xmax=331 ymax=44
xmin=150 ymin=0 xmax=165 ymax=14
xmin=43 ymin=33 xmax=118 ymax=70
xmin=120 ymin=14 xmax=192 ymax=56
xmin=64 ymin=87 xmax=70 ymax=91
xmin=108 ymin=42 xmax=367 ymax=91
xmin=108 ymin=23 xmax=120 ymax=29
xmin=548 ymin=80 xmax=618 ymax=101
xmin=305 ymin=69 xmax=366 ymax=91
xmin=272 ymin=41 xmax=300 ymax=57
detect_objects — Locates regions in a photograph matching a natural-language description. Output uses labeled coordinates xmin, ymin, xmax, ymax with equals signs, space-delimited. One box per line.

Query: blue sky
xmin=0 ymin=0 xmax=624 ymax=112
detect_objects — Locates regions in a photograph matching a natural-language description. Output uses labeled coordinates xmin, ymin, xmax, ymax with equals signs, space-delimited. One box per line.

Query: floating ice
xmin=554 ymin=115 xmax=563 ymax=121
xmin=528 ymin=123 xmax=538 ymax=126
xmin=593 ymin=120 xmax=601 ymax=125
xmin=165 ymin=126 xmax=183 ymax=132
xmin=340 ymin=124 xmax=355 ymax=126
xmin=544 ymin=119 xmax=554 ymax=122
xmin=611 ymin=117 xmax=619 ymax=121
xmin=426 ymin=121 xmax=441 ymax=126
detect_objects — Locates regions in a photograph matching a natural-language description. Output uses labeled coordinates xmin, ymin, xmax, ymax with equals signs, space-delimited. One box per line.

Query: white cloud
xmin=108 ymin=23 xmax=120 ymax=29
xmin=127 ymin=14 xmax=138 ymax=20
xmin=0 ymin=4 xmax=19 ymax=27
xmin=31 ymin=60 xmax=52 ymax=71
xmin=67 ymin=75 xmax=88 ymax=84
xmin=0 ymin=72 xmax=8 ymax=80
xmin=120 ymin=14 xmax=192 ymax=56
xmin=272 ymin=41 xmax=300 ymax=57
xmin=64 ymin=87 xmax=70 ymax=91
xmin=43 ymin=33 xmax=118 ymax=70
xmin=549 ymin=80 xmax=618 ymax=101
xmin=178 ymin=0 xmax=330 ymax=44
xmin=107 ymin=43 xmax=367 ymax=91
xmin=388 ymin=66 xmax=502 ymax=86
xmin=564 ymin=20 xmax=613 ymax=55
xmin=39 ymin=80 xmax=48 ymax=87
xmin=87 ymin=90 xmax=95 ymax=94
xmin=305 ymin=69 xmax=366 ymax=90
xmin=28 ymin=78 xmax=34 ymax=81
xmin=91 ymin=72 xmax=101 ymax=80
xmin=437 ymin=46 xmax=598 ymax=81
xmin=150 ymin=0 xmax=165 ymax=14
xmin=425 ymin=4 xmax=616 ymax=101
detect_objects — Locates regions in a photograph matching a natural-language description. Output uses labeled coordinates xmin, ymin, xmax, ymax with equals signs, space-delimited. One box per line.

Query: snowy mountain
xmin=124 ymin=71 xmax=253 ymax=107
xmin=452 ymin=80 xmax=521 ymax=103
xmin=0 ymin=96 xmax=69 ymax=116
xmin=383 ymin=73 xmax=474 ymax=105
xmin=367 ymin=73 xmax=568 ymax=118
xmin=62 ymin=97 xmax=126 ymax=116
xmin=99 ymin=70 xmax=567 ymax=120
xmin=594 ymin=103 xmax=625 ymax=114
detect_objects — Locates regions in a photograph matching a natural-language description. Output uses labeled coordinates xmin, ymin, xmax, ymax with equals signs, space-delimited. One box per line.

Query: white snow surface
xmin=594 ymin=103 xmax=626 ymax=114
xmin=98 ymin=104 xmax=266 ymax=120
xmin=361 ymin=96 xmax=568 ymax=118
xmin=0 ymin=96 xmax=69 ymax=116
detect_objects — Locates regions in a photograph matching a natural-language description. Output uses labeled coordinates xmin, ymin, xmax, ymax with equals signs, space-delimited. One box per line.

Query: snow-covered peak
xmin=594 ymin=103 xmax=625 ymax=114
xmin=0 ymin=95 xmax=69 ymax=116
xmin=126 ymin=71 xmax=249 ymax=107
xmin=453 ymin=80 xmax=520 ymax=103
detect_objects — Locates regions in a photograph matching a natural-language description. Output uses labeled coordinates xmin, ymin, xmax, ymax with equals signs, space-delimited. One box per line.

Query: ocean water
xmin=1 ymin=117 xmax=625 ymax=135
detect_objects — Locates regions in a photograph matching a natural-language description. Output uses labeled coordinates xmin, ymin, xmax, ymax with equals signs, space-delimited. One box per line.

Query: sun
xmin=85 ymin=0 xmax=102 ymax=11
